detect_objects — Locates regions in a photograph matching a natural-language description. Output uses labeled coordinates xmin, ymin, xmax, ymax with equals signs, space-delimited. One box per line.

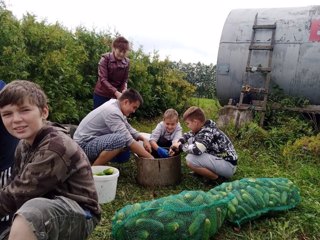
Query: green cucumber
xmin=115 ymin=211 xmax=125 ymax=220
xmin=239 ymin=202 xmax=255 ymax=215
xmin=231 ymin=179 xmax=240 ymax=189
xmin=280 ymin=191 xmax=288 ymax=204
xmin=188 ymin=213 xmax=206 ymax=236
xmin=233 ymin=191 xmax=243 ymax=203
xmin=165 ymin=222 xmax=180 ymax=232
xmin=124 ymin=216 xmax=138 ymax=229
xmin=202 ymin=218 xmax=211 ymax=240
xmin=230 ymin=196 xmax=239 ymax=206
xmin=219 ymin=182 xmax=233 ymax=192
xmin=135 ymin=218 xmax=164 ymax=231
xmin=241 ymin=192 xmax=258 ymax=208
xmin=274 ymin=183 xmax=291 ymax=192
xmin=208 ymin=188 xmax=220 ymax=196
xmin=124 ymin=203 xmax=141 ymax=216
xmin=208 ymin=210 xmax=217 ymax=233
xmin=236 ymin=205 xmax=250 ymax=218
xmin=208 ymin=194 xmax=223 ymax=201
xmin=263 ymin=192 xmax=270 ymax=205
xmin=235 ymin=205 xmax=249 ymax=221
xmin=174 ymin=219 xmax=186 ymax=233
xmin=268 ymin=200 xmax=275 ymax=206
xmin=269 ymin=193 xmax=281 ymax=205
xmin=148 ymin=200 xmax=162 ymax=208
xmin=136 ymin=230 xmax=150 ymax=239
xmin=227 ymin=202 xmax=237 ymax=214
xmin=191 ymin=194 xmax=205 ymax=206
xmin=155 ymin=210 xmax=176 ymax=220
xmin=266 ymin=179 xmax=291 ymax=192
xmin=216 ymin=207 xmax=224 ymax=228
xmin=246 ymin=186 xmax=266 ymax=208
xmin=163 ymin=198 xmax=188 ymax=208
xmin=219 ymin=191 xmax=228 ymax=197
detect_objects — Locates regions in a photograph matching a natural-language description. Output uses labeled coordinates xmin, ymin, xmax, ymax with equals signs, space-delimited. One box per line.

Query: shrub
xmin=283 ymin=133 xmax=320 ymax=162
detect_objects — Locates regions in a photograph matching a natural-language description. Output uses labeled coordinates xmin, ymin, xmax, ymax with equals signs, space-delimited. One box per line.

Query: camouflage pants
xmin=0 ymin=196 xmax=98 ymax=240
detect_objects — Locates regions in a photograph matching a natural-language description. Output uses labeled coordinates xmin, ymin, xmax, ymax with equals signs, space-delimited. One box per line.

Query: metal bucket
xmin=134 ymin=153 xmax=181 ymax=187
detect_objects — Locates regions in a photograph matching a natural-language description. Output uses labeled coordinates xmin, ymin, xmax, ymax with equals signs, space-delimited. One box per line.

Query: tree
xmin=171 ymin=61 xmax=216 ymax=99
xmin=0 ymin=4 xmax=196 ymax=123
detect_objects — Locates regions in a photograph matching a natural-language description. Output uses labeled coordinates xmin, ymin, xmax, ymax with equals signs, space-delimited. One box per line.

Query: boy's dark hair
xmin=119 ymin=88 xmax=143 ymax=105
xmin=112 ymin=36 xmax=130 ymax=51
xmin=163 ymin=108 xmax=179 ymax=122
xmin=0 ymin=80 xmax=48 ymax=109
xmin=183 ymin=106 xmax=206 ymax=123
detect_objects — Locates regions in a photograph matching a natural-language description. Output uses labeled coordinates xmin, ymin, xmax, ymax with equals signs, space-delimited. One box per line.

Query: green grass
xmin=88 ymin=98 xmax=320 ymax=240
xmin=189 ymin=97 xmax=221 ymax=120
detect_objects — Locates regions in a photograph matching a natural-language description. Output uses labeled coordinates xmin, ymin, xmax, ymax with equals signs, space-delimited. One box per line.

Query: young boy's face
xmin=0 ymin=98 xmax=48 ymax=144
xmin=121 ymin=99 xmax=140 ymax=117
xmin=164 ymin=118 xmax=178 ymax=133
xmin=185 ymin=119 xmax=201 ymax=133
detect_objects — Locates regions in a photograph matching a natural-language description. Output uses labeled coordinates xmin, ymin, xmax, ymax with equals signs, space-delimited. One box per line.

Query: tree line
xmin=0 ymin=2 xmax=216 ymax=124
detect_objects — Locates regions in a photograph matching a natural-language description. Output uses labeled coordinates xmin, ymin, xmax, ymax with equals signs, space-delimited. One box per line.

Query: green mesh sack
xmin=207 ymin=178 xmax=301 ymax=227
xmin=111 ymin=190 xmax=233 ymax=240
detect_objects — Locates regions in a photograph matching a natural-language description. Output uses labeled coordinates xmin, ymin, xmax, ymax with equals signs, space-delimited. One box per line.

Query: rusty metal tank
xmin=216 ymin=5 xmax=320 ymax=105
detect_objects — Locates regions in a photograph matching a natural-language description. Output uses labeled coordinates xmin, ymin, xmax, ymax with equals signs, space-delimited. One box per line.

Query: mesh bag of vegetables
xmin=207 ymin=177 xmax=301 ymax=227
xmin=111 ymin=190 xmax=233 ymax=240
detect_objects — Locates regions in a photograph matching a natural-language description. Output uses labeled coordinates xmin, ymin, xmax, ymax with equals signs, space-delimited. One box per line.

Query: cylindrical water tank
xmin=216 ymin=5 xmax=320 ymax=105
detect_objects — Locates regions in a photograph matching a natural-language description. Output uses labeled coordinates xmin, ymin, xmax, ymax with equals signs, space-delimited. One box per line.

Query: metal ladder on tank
xmin=238 ymin=13 xmax=276 ymax=126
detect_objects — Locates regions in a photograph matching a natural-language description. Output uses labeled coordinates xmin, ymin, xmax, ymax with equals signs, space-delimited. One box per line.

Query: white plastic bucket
xmin=91 ymin=166 xmax=120 ymax=204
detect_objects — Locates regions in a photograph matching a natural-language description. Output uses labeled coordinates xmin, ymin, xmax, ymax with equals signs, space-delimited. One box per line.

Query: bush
xmin=283 ymin=133 xmax=320 ymax=163
xmin=0 ymin=5 xmax=196 ymax=123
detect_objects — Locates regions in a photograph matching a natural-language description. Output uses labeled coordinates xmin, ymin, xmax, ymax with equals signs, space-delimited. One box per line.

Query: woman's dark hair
xmin=112 ymin=36 xmax=130 ymax=51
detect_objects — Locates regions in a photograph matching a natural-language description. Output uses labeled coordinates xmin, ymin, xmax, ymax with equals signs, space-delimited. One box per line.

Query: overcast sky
xmin=3 ymin=0 xmax=320 ymax=64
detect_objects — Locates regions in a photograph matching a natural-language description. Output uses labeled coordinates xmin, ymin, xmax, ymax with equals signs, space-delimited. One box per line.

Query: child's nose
xmin=12 ymin=112 xmax=22 ymax=121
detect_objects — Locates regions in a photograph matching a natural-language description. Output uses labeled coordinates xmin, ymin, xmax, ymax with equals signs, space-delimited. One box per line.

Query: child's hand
xmin=169 ymin=148 xmax=176 ymax=156
xmin=169 ymin=146 xmax=179 ymax=156
xmin=157 ymin=147 xmax=169 ymax=158
xmin=143 ymin=139 xmax=152 ymax=153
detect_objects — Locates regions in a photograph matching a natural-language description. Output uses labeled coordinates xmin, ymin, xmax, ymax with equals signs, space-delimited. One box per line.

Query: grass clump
xmin=283 ymin=133 xmax=320 ymax=163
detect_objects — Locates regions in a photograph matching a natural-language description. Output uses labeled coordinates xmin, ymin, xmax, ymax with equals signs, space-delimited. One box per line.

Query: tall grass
xmin=89 ymin=98 xmax=320 ymax=240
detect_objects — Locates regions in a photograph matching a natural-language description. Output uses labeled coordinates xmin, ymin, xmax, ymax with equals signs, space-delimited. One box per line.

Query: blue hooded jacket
xmin=0 ymin=80 xmax=19 ymax=171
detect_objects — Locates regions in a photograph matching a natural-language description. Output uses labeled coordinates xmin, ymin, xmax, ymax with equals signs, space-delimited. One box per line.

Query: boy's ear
xmin=123 ymin=99 xmax=131 ymax=105
xmin=119 ymin=99 xmax=129 ymax=112
xmin=41 ymin=106 xmax=49 ymax=120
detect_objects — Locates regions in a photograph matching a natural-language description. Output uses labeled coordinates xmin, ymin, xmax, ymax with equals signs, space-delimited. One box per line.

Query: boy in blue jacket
xmin=0 ymin=80 xmax=19 ymax=234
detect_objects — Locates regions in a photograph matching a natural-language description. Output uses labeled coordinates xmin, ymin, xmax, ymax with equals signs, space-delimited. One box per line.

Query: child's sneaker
xmin=203 ymin=176 xmax=228 ymax=186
